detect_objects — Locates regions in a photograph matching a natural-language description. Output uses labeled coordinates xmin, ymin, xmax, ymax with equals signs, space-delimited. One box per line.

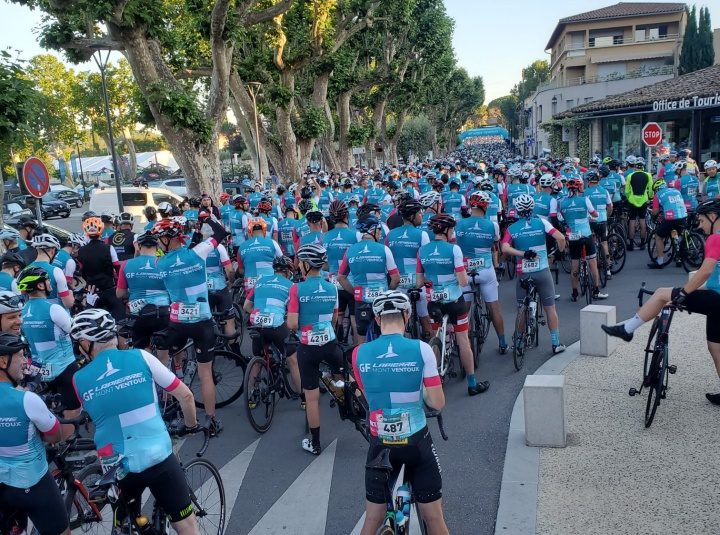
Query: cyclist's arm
xmin=420 ymin=342 xmax=445 ymax=410
xmin=384 ymin=246 xmax=400 ymax=289
xmin=49 ymin=303 xmax=72 ymax=334
xmin=585 ymin=197 xmax=598 ymax=219
xmin=24 ymin=391 xmax=62 ymax=443
xmin=415 ymin=252 xmax=425 ymax=287
xmin=606 ymin=192 xmax=614 ymax=218
xmin=651 ymin=195 xmax=660 ymax=216
xmin=53 ymin=266 xmax=74 ymax=309
xmin=286 ymin=284 xmax=299 ymax=331
xmin=685 ymin=235 xmax=720 ymax=293
xmin=219 ymin=245 xmax=234 ymax=284
xmin=140 ymin=349 xmax=197 ymax=428
xmin=336 ymin=253 xmax=354 ymax=295
xmin=452 ymin=244 xmax=468 ymax=287
xmin=243 ymin=287 xmax=255 ymax=315
xmin=544 ymin=220 xmax=566 ymax=251
xmin=116 ymin=264 xmax=129 ymax=299
xmin=500 ymin=230 xmax=524 ymax=257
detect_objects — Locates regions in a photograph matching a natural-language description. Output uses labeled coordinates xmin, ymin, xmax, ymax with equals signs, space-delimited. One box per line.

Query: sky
xmin=2 ymin=0 xmax=720 ymax=103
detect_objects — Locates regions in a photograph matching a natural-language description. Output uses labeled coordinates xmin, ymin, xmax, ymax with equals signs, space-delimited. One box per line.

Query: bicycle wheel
xmin=187 ymin=350 xmax=246 ymax=409
xmin=65 ymin=463 xmax=113 ymax=534
xmin=644 ymin=344 xmax=667 ymax=428
xmin=512 ymin=306 xmax=526 ymax=371
xmin=607 ymin=232 xmax=626 ymax=274
xmin=184 ymin=458 xmax=226 ymax=535
xmin=506 ymin=259 xmax=516 ymax=280
xmin=681 ymin=231 xmax=704 ymax=271
xmin=646 ymin=231 xmax=673 ymax=266
xmin=349 ymin=382 xmax=370 ymax=443
xmin=470 ymin=302 xmax=484 ymax=367
xmin=428 ymin=336 xmax=446 ymax=380
xmin=560 ymin=253 xmax=572 ymax=274
xmin=244 ymin=356 xmax=276 ymax=433
xmin=642 ymin=318 xmax=660 ymax=387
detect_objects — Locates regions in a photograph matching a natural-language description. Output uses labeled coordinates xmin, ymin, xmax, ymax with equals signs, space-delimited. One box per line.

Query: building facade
xmin=519 ymin=2 xmax=687 ymax=156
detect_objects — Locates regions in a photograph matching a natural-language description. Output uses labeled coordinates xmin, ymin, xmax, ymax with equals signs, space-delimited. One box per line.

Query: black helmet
xmin=273 ymin=255 xmax=293 ymax=272
xmin=428 ymin=214 xmax=456 ymax=234
xmin=696 ymin=199 xmax=720 ymax=217
xmin=356 ymin=203 xmax=379 ymax=220
xmin=136 ymin=230 xmax=159 ymax=247
xmin=15 ymin=216 xmax=37 ymax=230
xmin=305 ymin=210 xmax=324 ymax=224
xmin=189 ymin=196 xmax=201 ymax=208
xmin=297 ymin=198 xmax=313 ymax=214
xmin=598 ymin=165 xmax=610 ymax=178
xmin=16 ymin=266 xmax=50 ymax=293
xmin=1 ymin=251 xmax=26 ymax=268
xmin=329 ymin=200 xmax=349 ymax=221
xmin=0 ymin=332 xmax=26 ymax=357
xmin=296 ymin=243 xmax=327 ymax=268
xmin=300 ymin=186 xmax=313 ymax=200
xmin=399 ymin=199 xmax=423 ymax=220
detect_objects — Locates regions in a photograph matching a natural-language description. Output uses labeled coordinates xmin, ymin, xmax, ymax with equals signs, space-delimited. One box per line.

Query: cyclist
xmin=584 ymin=170 xmax=614 ymax=278
xmin=243 ymin=255 xmax=301 ymax=397
xmin=501 ymin=194 xmax=568 ymax=354
xmin=257 ymin=197 xmax=280 ymax=241
xmin=155 ymin=214 xmax=229 ymax=436
xmin=277 ymin=204 xmax=300 ymax=259
xmin=0 ymin=229 xmax=24 ymax=256
xmin=648 ymin=178 xmax=687 ymax=269
xmin=17 ymin=266 xmax=81 ymax=423
xmin=298 ymin=210 xmax=325 ymax=247
xmin=237 ymin=217 xmax=284 ymax=292
xmin=418 ymin=191 xmax=443 ymax=235
xmin=418 ymin=214 xmax=489 ymax=395
xmin=624 ymin=158 xmax=653 ymax=249
xmin=556 ymin=178 xmax=608 ymax=301
xmin=100 ymin=212 xmax=116 ymax=241
xmin=0 ymin=251 xmax=24 ymax=292
xmin=353 ymin=291 xmax=448 ymax=535
xmin=287 ymin=244 xmax=343 ymax=455
xmin=338 ymin=216 xmax=400 ymax=344
xmin=70 ymin=309 xmax=202 ymax=535
xmin=27 ymin=234 xmax=74 ymax=309
xmin=602 ymin=199 xmax=720 ymax=405
xmin=313 ymin=176 xmax=335 ymax=216
xmin=0 ymin=332 xmax=70 ymax=535
xmin=184 ymin=196 xmax=200 ymax=224
xmin=672 ymin=160 xmax=700 ymax=213
xmin=506 ymin=166 xmax=534 ymax=220
xmin=0 ymin=290 xmax=22 ymax=336
xmin=441 ymin=179 xmax=466 ymax=220
xmin=219 ymin=192 xmax=233 ymax=228
xmin=12 ymin=216 xmax=38 ymax=264
xmin=116 ymin=231 xmax=170 ymax=360
xmin=201 ymin=215 xmax=237 ymax=346
xmin=457 ymin=192 xmax=507 ymax=353
xmin=54 ymin=233 xmax=84 ymax=289
xmin=704 ymin=160 xmax=719 ymax=199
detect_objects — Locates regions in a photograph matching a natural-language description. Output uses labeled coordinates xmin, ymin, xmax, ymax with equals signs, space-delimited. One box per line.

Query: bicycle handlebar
xmin=637 ymin=282 xmax=653 ymax=307
xmin=424 ymin=406 xmax=448 ymax=441
xmin=170 ymin=424 xmax=211 ymax=457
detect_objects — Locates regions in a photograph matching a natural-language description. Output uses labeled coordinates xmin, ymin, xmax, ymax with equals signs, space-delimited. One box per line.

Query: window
xmin=551 ymin=99 xmax=558 ymax=116
xmin=122 ymin=192 xmax=147 ymax=206
xmin=566 ymin=99 xmax=575 ymax=110
xmin=584 ymin=97 xmax=593 ymax=103
xmin=538 ymin=105 xmax=543 ymax=123
xmin=153 ymin=193 xmax=177 ymax=205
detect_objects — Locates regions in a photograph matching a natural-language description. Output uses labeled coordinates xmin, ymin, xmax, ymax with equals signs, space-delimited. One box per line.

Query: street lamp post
xmin=91 ymin=48 xmax=124 ymax=212
xmin=246 ymin=82 xmax=262 ymax=185
xmin=75 ymin=140 xmax=87 ymax=200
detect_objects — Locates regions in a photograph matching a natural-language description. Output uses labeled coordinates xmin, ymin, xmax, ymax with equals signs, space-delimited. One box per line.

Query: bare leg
xmin=456 ymin=330 xmax=474 ymax=375
xmin=172 ymin=514 xmax=199 ymax=535
xmin=637 ymin=287 xmax=672 ymax=321
xmin=707 ymin=341 xmax=720 ymax=378
xmin=589 ymin=258 xmax=601 ymax=288
xmin=545 ymin=305 xmax=559 ymax=331
xmin=570 ymin=259 xmax=579 ymax=291
xmin=360 ymin=502 xmax=387 ymax=535
xmin=287 ymin=353 xmax=301 ymax=393
xmin=487 ymin=300 xmax=505 ymax=339
xmin=417 ymin=500 xmax=451 ymax=535
xmin=197 ymin=361 xmax=216 ymax=417
xmin=639 ymin=218 xmax=647 ymax=243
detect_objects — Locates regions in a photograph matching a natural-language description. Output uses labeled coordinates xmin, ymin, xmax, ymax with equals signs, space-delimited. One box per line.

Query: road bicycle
xmin=573 ymin=241 xmax=593 ymax=305
xmin=606 ymin=231 xmax=627 ymax=275
xmin=406 ymin=288 xmax=425 ymax=341
xmin=629 ymin=283 xmax=679 ymax=428
xmin=464 ymin=271 xmax=490 ymax=368
xmin=244 ymin=328 xmax=301 ymax=433
xmin=646 ymin=217 xmax=704 ymax=272
xmin=324 ymin=348 xmax=371 ymax=442
xmin=426 ymin=301 xmax=459 ymax=382
xmin=512 ymin=277 xmax=545 ymax=371
xmin=365 ymin=409 xmax=448 ymax=535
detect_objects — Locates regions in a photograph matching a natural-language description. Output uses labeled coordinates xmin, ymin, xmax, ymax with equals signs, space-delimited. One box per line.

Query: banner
xmin=70 ymin=154 xmax=78 ymax=180
xmin=57 ymin=158 xmax=66 ymax=183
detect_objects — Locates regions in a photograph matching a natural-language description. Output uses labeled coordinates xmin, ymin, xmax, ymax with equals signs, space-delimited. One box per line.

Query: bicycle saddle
xmin=96 ymin=463 xmax=122 ymax=488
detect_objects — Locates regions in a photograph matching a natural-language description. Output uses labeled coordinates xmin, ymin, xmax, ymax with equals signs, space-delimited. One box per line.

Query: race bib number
xmin=364 ymin=287 xmax=383 ymax=301
xmin=281 ymin=231 xmax=293 ymax=242
xmin=377 ymin=412 xmax=410 ymax=442
xmin=567 ymin=232 xmax=581 ymax=241
xmin=307 ymin=328 xmax=331 ymax=346
xmin=128 ymin=299 xmax=147 ymax=315
xmin=399 ymin=274 xmax=414 ymax=287
xmin=174 ymin=303 xmax=200 ymax=321
xmin=207 ymin=278 xmax=216 ymax=290
xmin=522 ymin=259 xmax=539 ymax=272
xmin=431 ymin=288 xmax=449 ymax=302
xmin=245 ymin=277 xmax=257 ymax=289
xmin=467 ymin=258 xmax=485 ymax=270
xmin=253 ymin=312 xmax=275 ymax=327
xmin=687 ymin=186 xmax=698 ymax=196
xmin=40 ymin=363 xmax=52 ymax=379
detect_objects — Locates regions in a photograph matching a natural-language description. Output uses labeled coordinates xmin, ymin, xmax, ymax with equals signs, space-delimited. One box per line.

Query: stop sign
xmin=642 ymin=122 xmax=662 ymax=146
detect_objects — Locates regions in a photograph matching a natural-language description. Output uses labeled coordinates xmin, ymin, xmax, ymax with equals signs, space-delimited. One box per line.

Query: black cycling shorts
xmin=251 ymin=325 xmax=294 ymax=358
xmin=627 ymin=202 xmax=648 ymax=220
xmin=166 ymin=319 xmax=215 ymax=364
xmin=365 ymin=427 xmax=442 ymax=504
xmin=98 ymin=287 xmax=127 ymax=322
xmin=117 ymin=454 xmax=193 ymax=523
xmin=338 ymin=289 xmax=355 ymax=316
xmin=298 ymin=341 xmax=343 ymax=390
xmin=568 ymin=236 xmax=597 ymax=260
xmin=47 ymin=360 xmax=81 ymax=411
xmin=427 ymin=298 xmax=469 ymax=332
xmin=355 ymin=302 xmax=374 ymax=336
xmin=590 ymin=222 xmax=608 ymax=242
xmin=682 ymin=289 xmax=720 ymax=344
xmin=209 ymin=288 xmax=233 ymax=317
xmin=655 ymin=217 xmax=686 ymax=239
xmin=0 ymin=471 xmax=69 ymax=535
xmin=131 ymin=308 xmax=170 ymax=350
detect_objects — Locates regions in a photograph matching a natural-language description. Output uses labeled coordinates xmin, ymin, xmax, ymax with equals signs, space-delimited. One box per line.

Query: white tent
xmin=65 ymin=150 xmax=180 ymax=176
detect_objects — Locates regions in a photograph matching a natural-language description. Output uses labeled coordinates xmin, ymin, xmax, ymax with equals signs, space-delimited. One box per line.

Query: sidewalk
xmin=535 ymin=311 xmax=720 ymax=534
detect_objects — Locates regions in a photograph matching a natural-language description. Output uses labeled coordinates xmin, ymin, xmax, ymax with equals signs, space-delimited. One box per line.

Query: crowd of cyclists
xmin=1 ymin=139 xmax=719 ymax=535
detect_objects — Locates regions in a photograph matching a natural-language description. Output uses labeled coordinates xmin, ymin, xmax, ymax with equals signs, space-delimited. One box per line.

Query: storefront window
xmin=644 ymin=111 xmax=693 ymax=154
xmin=699 ymin=109 xmax=720 ymax=165
xmin=602 ymin=115 xmax=642 ymax=159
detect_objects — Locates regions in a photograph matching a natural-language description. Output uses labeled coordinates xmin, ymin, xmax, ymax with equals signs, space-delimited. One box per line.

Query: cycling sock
xmin=467 ymin=374 xmax=477 ymax=388
xmin=657 ymin=256 xmax=664 ymax=265
xmin=623 ymin=314 xmax=644 ymax=334
xmin=498 ymin=334 xmax=507 ymax=347
xmin=310 ymin=426 xmax=320 ymax=449
xmin=550 ymin=330 xmax=560 ymax=346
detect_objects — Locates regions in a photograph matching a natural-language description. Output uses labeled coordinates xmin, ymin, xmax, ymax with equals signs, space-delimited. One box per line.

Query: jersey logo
xmin=97 ymin=356 xmax=120 ymax=381
xmin=360 ymin=244 xmax=370 ymax=254
xmin=429 ymin=246 xmax=440 ymax=256
xmin=377 ymin=342 xmax=399 ymax=359
xmin=398 ymin=230 xmax=409 ymax=239
xmin=313 ymin=282 xmax=327 ymax=294
xmin=331 ymin=233 xmax=344 ymax=241
xmin=472 ymin=222 xmax=480 ymax=230
xmin=112 ymin=232 xmax=126 ymax=246
xmin=139 ymin=259 xmax=154 ymax=270
xmin=171 ymin=256 xmax=185 ymax=267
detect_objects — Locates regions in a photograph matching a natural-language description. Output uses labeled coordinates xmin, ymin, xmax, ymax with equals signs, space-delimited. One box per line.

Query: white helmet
xmin=704 ymin=160 xmax=718 ymax=170
xmin=0 ymin=291 xmax=23 ymax=314
xmin=419 ymin=191 xmax=442 ymax=208
xmin=31 ymin=234 xmax=61 ymax=250
xmin=673 ymin=160 xmax=688 ymax=172
xmin=0 ymin=229 xmax=20 ymax=242
xmin=513 ymin=194 xmax=535 ymax=216
xmin=372 ymin=290 xmax=411 ymax=317
xmin=70 ymin=309 xmax=117 ymax=342
xmin=538 ymin=173 xmax=555 ymax=188
xmin=69 ymin=233 xmax=88 ymax=247
xmin=157 ymin=202 xmax=173 ymax=216
xmin=625 ymin=155 xmax=637 ymax=165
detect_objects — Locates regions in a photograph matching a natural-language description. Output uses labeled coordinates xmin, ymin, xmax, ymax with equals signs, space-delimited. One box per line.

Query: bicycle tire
xmin=470 ymin=303 xmax=483 ymax=367
xmin=646 ymin=231 xmax=673 ymax=266
xmin=560 ymin=254 xmax=572 ymax=274
xmin=506 ymin=260 xmax=516 ymax=280
xmin=64 ymin=463 xmax=112 ymax=534
xmin=349 ymin=382 xmax=370 ymax=443
xmin=376 ymin=525 xmax=395 ymax=535
xmin=642 ymin=318 xmax=660 ymax=386
xmin=512 ymin=306 xmax=526 ymax=371
xmin=607 ymin=233 xmax=626 ymax=274
xmin=644 ymin=346 xmax=666 ymax=428
xmin=597 ymin=253 xmax=608 ymax=288
xmin=188 ymin=350 xmax=246 ymax=409
xmin=184 ymin=458 xmax=226 ymax=535
xmin=428 ymin=336 xmax=446 ymax=380
xmin=681 ymin=231 xmax=704 ymax=271
xmin=244 ymin=356 xmax=276 ymax=433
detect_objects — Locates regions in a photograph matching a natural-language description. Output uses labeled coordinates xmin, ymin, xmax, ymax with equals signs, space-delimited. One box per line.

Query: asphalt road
xmin=52 ymin=209 xmax=687 ymax=534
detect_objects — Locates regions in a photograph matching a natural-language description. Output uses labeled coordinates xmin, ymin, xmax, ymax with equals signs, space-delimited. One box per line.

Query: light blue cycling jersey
xmin=417 ymin=240 xmax=464 ymax=304
xmin=385 ymin=225 xmax=430 ymax=289
xmin=220 ymin=203 xmax=234 ymax=228
xmin=352 ymin=334 xmax=440 ymax=443
xmin=101 ymin=227 xmax=114 ymax=241
xmin=533 ymin=191 xmax=553 ymax=219
xmin=0 ymin=383 xmax=59 ymax=488
xmin=662 ymin=162 xmax=677 ymax=181
xmin=348 ymin=207 xmax=359 ymax=227
xmin=299 ymin=230 xmax=323 ymax=246
xmin=22 ymin=298 xmax=75 ymax=381
xmin=442 ymin=191 xmax=465 ymax=219
xmin=585 ymin=185 xmax=612 ymax=223
xmin=503 ymin=216 xmax=556 ymax=275
xmin=183 ymin=208 xmax=199 ymax=224
xmin=600 ymin=175 xmax=621 ymax=203
xmin=654 ymin=186 xmax=688 ymax=220
xmin=324 ymin=227 xmax=359 ymax=284
xmin=157 ymin=239 xmax=217 ymax=323
xmin=364 ymin=186 xmax=389 ymax=205
xmin=248 ymin=192 xmax=263 ymax=210
xmin=380 ymin=204 xmax=394 ymax=223
xmin=205 ymin=244 xmax=231 ymax=292
xmin=259 ymin=213 xmax=279 ymax=236
xmin=288 ymin=275 xmax=338 ymax=345
xmin=247 ymin=274 xmax=292 ymax=328
xmin=119 ymin=254 xmax=170 ymax=314
xmin=283 ymin=191 xmax=297 ymax=209
xmin=29 ymin=260 xmax=68 ymax=306
xmin=706 ymin=177 xmax=720 ymax=199
xmin=73 ymin=348 xmax=178 ymax=475
xmin=237 ymin=236 xmax=282 ymax=290
xmin=506 ymin=183 xmax=534 ymax=219
xmin=558 ymin=195 xmax=595 ymax=239
xmin=51 ymin=249 xmax=72 ymax=276
xmin=230 ymin=209 xmax=248 ymax=245
xmin=278 ymin=217 xmax=299 ymax=256
xmin=316 ymin=190 xmax=334 ymax=216
xmin=678 ymin=174 xmax=700 ymax=211
xmin=485 ymin=191 xmax=501 ymax=222
xmin=337 ymin=190 xmax=354 ymax=204
xmin=455 ymin=216 xmax=499 ymax=272
xmin=0 ymin=272 xmax=17 ymax=292
xmin=144 ymin=221 xmax=156 ymax=231
xmin=339 ymin=240 xmax=399 ymax=303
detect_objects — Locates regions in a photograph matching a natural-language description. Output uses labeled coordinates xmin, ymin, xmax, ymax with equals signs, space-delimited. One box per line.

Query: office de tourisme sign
xmin=653 ymin=94 xmax=720 ymax=111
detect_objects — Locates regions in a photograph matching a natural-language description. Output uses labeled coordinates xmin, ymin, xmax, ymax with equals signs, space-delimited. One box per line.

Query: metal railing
xmin=536 ymin=65 xmax=674 ymax=92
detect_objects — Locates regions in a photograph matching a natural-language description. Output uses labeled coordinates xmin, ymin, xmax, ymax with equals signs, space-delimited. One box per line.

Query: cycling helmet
xmin=16 ymin=266 xmax=49 ymax=293
xmin=67 ymin=233 xmax=86 ymax=248
xmin=0 ymin=229 xmax=20 ymax=242
xmin=551 ymin=179 xmax=564 ymax=194
xmin=0 ymin=332 xmax=26 ymax=357
xmin=15 ymin=216 xmax=37 ymax=230
xmin=273 ymin=255 xmax=294 ymax=272
xmin=247 ymin=217 xmax=267 ymax=235
xmin=81 ymin=211 xmax=98 ymax=221
xmin=419 ymin=191 xmax=441 ymax=208
xmin=538 ymin=173 xmax=555 ymax=188
xmin=356 ymin=203 xmax=380 ymax=220
xmin=507 ymin=165 xmax=523 ymax=179
xmin=392 ymin=191 xmax=412 ymax=205
xmin=152 ymin=218 xmax=184 ymax=239
xmin=296 ymin=243 xmax=327 ymax=269
xmin=348 ymin=195 xmax=360 ymax=205
xmin=258 ymin=198 xmax=273 ymax=214
xmin=300 ymin=186 xmax=313 ymax=200
xmin=704 ymin=160 xmax=718 ymax=170
xmin=398 ymin=199 xmax=423 ymax=220
xmin=432 ymin=180 xmax=445 ymax=192
xmin=652 ymin=178 xmax=666 ymax=192
xmin=289 ymin=183 xmax=298 ymax=193
xmin=372 ymin=290 xmax=411 ymax=317
xmin=598 ymin=165 xmax=610 ymax=178
xmin=297 ymin=199 xmax=313 ymax=214
xmin=625 ymin=155 xmax=637 ymax=165
xmin=232 ymin=195 xmax=247 ymax=207
xmin=188 ymin=197 xmax=201 ymax=208
xmin=136 ymin=230 xmax=159 ymax=247
xmin=1 ymin=252 xmax=25 ymax=269
xmin=157 ymin=202 xmax=173 ymax=217
xmin=468 ymin=191 xmax=491 ymax=209
xmin=329 ymin=200 xmax=349 ymax=221
xmin=428 ymin=214 xmax=456 ymax=234
xmin=696 ymin=199 xmax=720 ymax=216
xmin=118 ymin=212 xmax=134 ymax=225
xmin=83 ymin=217 xmax=104 ymax=238
xmin=513 ymin=194 xmax=535 ymax=216
xmin=31 ymin=233 xmax=61 ymax=250
xmin=0 ymin=291 xmax=23 ymax=314
xmin=635 ymin=157 xmax=646 ymax=168
xmin=673 ymin=160 xmax=688 ymax=172
xmin=478 ymin=178 xmax=494 ymax=192
xmin=305 ymin=210 xmax=324 ymax=224
xmin=566 ymin=178 xmax=583 ymax=191
xmin=585 ymin=170 xmax=600 ymax=182
xmin=522 ymin=162 xmax=534 ymax=173
xmin=101 ymin=212 xmax=114 ymax=224
xmin=219 ymin=192 xmax=231 ymax=202
xmin=356 ymin=215 xmax=380 ymax=235
xmin=70 ymin=308 xmax=117 ymax=343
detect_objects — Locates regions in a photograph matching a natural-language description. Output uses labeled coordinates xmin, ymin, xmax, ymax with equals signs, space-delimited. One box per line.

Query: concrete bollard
xmin=581 ymin=304 xmax=617 ymax=357
xmin=523 ymin=375 xmax=566 ymax=447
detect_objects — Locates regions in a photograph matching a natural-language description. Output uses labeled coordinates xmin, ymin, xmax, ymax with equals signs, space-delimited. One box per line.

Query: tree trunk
xmin=337 ymin=91 xmax=352 ymax=169
xmin=367 ymin=97 xmax=387 ymax=169
xmin=0 ymin=165 xmax=5 ymax=226
xmin=387 ymin=109 xmax=407 ymax=166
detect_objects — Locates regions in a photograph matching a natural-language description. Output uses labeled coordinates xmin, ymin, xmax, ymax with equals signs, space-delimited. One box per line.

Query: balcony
xmin=536 ymin=65 xmax=674 ymax=92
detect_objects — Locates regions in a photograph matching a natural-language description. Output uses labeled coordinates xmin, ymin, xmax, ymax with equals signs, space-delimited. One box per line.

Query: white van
xmin=89 ymin=186 xmax=183 ymax=223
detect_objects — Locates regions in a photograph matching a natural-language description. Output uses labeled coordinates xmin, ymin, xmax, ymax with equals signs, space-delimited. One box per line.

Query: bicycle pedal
xmin=628 ymin=388 xmax=638 ymax=396
xmin=668 ymin=365 xmax=677 ymax=374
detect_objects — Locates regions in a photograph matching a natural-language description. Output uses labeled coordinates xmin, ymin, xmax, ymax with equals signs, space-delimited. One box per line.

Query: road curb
xmin=493 ymin=340 xmax=582 ymax=535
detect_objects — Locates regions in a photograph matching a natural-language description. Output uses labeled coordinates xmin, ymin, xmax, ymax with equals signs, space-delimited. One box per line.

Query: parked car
xmin=12 ymin=193 xmax=71 ymax=219
xmin=88 ymin=186 xmax=183 ymax=223
xmin=146 ymin=178 xmax=187 ymax=197
xmin=52 ymin=189 xmax=84 ymax=208
xmin=2 ymin=202 xmax=33 ymax=225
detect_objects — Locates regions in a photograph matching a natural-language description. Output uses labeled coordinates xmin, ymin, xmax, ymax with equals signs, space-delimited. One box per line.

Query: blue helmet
xmin=356 ymin=215 xmax=380 ymax=234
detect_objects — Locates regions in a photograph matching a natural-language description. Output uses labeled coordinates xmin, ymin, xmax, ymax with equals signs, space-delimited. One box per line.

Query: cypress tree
xmin=679 ymin=6 xmax=698 ymax=74
xmin=697 ymin=7 xmax=715 ymax=69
